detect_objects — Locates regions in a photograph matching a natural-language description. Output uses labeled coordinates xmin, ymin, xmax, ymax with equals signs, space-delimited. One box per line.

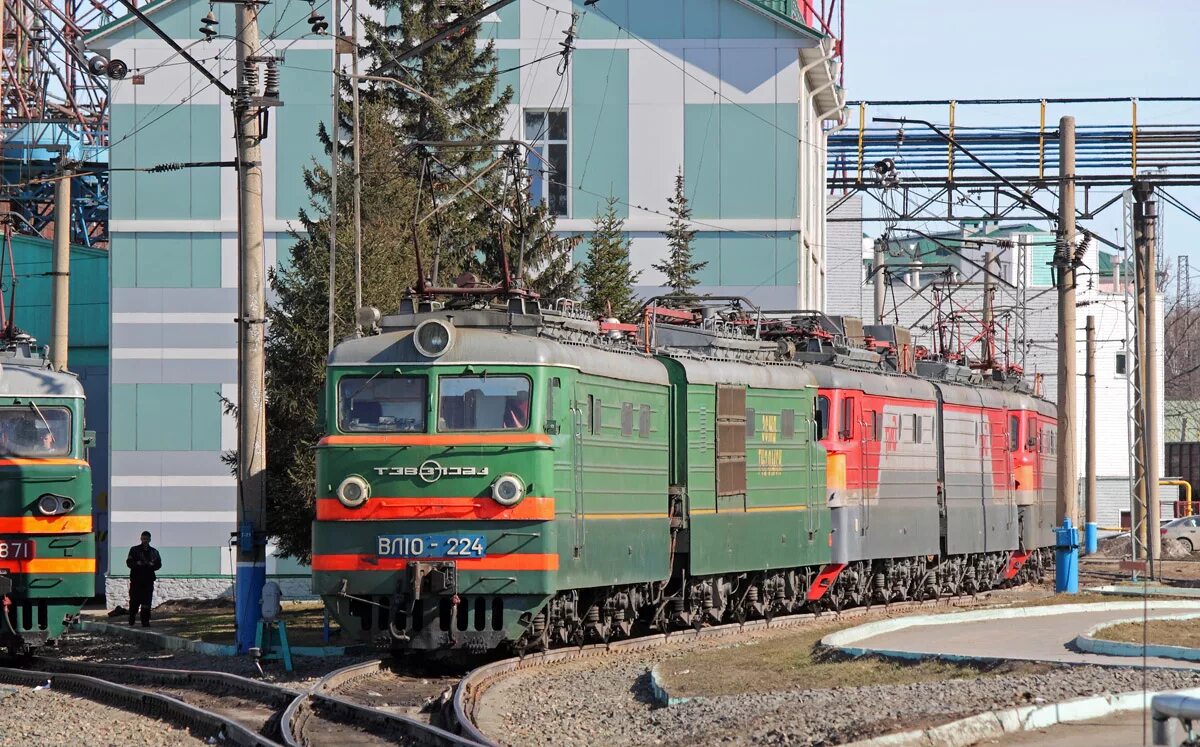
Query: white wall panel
xmin=718 ymin=47 xmax=778 ymax=104
xmin=628 ymin=234 xmax=669 ymax=286
xmin=628 ymin=47 xmax=682 ymax=105
xmin=775 ymin=48 xmax=801 ymax=104
xmin=520 ymin=0 xmax=572 ymax=40
xmin=628 ymin=103 xmax=684 ymax=217
xmin=521 ymin=47 xmax=573 ymax=108
xmin=683 ymin=48 xmax=722 ymax=105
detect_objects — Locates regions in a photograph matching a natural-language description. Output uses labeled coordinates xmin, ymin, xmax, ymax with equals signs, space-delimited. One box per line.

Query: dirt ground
xmin=1096 ymin=618 xmax=1200 ymax=648
xmin=656 ymin=618 xmax=1052 ymax=698
xmin=102 ymin=599 xmax=340 ymax=646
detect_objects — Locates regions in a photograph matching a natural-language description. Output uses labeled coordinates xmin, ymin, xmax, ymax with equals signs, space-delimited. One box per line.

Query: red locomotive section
xmin=815 ymin=389 xmax=1048 ymax=510
xmin=808 ymin=381 xmax=1056 ymax=599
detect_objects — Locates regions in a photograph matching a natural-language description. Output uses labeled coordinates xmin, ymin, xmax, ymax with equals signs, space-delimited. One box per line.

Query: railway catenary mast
xmin=310 ymin=288 xmax=1056 ymax=653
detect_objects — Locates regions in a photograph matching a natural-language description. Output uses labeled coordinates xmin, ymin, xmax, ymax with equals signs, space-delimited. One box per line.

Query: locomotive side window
xmin=439 ymin=375 xmax=532 ymax=431
xmin=815 ymin=396 xmax=830 ymax=440
xmin=338 ymin=376 xmax=426 ymax=433
xmin=781 ymin=409 xmax=796 ymax=439
xmin=839 ymin=397 xmax=856 ymax=440
xmin=1008 ymin=415 xmax=1020 ymax=452
xmin=589 ymin=395 xmax=601 ymax=434
xmin=912 ymin=413 xmax=922 ymax=443
xmin=866 ymin=410 xmax=881 ymax=441
xmin=0 ymin=406 xmax=71 ymax=457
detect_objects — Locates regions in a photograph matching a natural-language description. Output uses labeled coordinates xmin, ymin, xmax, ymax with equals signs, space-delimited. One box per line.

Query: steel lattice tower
xmin=2 ymin=0 xmax=116 ymax=246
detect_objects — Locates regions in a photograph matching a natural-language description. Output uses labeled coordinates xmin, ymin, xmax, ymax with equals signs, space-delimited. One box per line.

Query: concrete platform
xmin=833 ymin=601 xmax=1200 ymax=670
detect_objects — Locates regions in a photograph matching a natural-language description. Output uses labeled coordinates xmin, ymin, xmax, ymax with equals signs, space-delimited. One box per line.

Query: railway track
xmin=0 ymin=658 xmax=293 ymax=746
xmin=448 ymin=592 xmax=1003 ymax=746
xmin=280 ymin=659 xmax=477 ymax=747
xmin=0 ymin=656 xmax=478 ymax=747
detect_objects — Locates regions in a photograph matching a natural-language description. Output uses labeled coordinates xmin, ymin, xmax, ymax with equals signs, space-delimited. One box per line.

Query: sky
xmin=842 ymin=0 xmax=1200 ymax=282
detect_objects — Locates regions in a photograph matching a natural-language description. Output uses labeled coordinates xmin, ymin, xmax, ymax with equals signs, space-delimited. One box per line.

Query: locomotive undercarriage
xmin=513 ymin=548 xmax=1051 ymax=653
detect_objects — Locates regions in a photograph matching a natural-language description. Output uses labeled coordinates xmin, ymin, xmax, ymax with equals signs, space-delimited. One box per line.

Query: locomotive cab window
xmin=339 ymin=376 xmax=427 ymax=433
xmin=439 ymin=375 xmax=532 ymax=431
xmin=0 ymin=406 xmax=71 ymax=457
xmin=815 ymin=396 xmax=830 ymax=440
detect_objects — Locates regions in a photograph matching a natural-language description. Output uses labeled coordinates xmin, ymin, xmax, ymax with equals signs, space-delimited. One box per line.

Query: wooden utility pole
xmin=327 ymin=0 xmax=340 ymax=352
xmin=1056 ymin=116 xmax=1078 ymax=527
xmin=1085 ymin=315 xmax=1097 ymax=551
xmin=50 ymin=165 xmax=70 ymax=371
xmin=350 ymin=0 xmax=363 ymax=337
xmin=234 ymin=0 xmax=268 ymax=653
xmin=1135 ymin=182 xmax=1162 ymax=569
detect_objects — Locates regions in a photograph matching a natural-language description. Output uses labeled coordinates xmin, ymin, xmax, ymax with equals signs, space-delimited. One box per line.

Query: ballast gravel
xmin=0 ymin=684 xmax=207 ymax=747
xmin=47 ymin=628 xmax=373 ymax=685
xmin=482 ymin=654 xmax=1200 ymax=746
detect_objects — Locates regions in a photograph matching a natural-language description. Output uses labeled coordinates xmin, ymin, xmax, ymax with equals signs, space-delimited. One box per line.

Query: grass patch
xmin=1096 ymin=618 xmax=1200 ymax=649
xmin=138 ymin=600 xmax=339 ymax=646
xmin=657 ymin=620 xmax=1052 ymax=698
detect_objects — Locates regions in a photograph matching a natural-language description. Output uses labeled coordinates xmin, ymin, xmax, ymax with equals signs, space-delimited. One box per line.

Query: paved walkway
xmin=851 ymin=602 xmax=1200 ymax=669
xmin=986 ymin=711 xmax=1153 ymax=746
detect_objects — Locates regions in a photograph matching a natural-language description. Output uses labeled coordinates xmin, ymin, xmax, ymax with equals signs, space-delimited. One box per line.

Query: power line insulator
xmin=107 ymin=59 xmax=129 ymax=80
xmin=199 ymin=11 xmax=219 ymax=41
xmin=264 ymin=59 xmax=280 ymax=99
xmin=308 ymin=7 xmax=329 ymax=35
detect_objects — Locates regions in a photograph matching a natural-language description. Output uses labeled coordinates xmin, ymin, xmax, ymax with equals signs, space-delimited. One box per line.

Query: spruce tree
xmin=265 ymin=100 xmax=427 ymax=561
xmin=581 ymin=196 xmax=641 ymax=321
xmin=360 ymin=0 xmax=511 ymax=278
xmin=472 ymin=169 xmax=580 ymax=300
xmin=653 ymin=167 xmax=707 ymax=304
xmin=264 ymin=2 xmax=516 ymax=560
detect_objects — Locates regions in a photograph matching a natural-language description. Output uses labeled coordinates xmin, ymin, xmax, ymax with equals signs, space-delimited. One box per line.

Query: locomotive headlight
xmin=36 ymin=493 xmax=73 ymax=516
xmin=414 ymin=319 xmax=454 ymax=358
xmin=491 ymin=474 xmax=525 ymax=507
xmin=336 ymin=475 xmax=371 ymax=508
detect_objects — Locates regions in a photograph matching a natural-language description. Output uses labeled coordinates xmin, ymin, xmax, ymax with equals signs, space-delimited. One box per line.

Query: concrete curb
xmin=646 ymin=665 xmax=690 ymax=707
xmin=1074 ymin=612 xmax=1200 ymax=662
xmin=76 ymin=618 xmax=364 ymax=657
xmin=1089 ymin=584 xmax=1200 ymax=599
xmin=821 ymin=601 xmax=1200 ymax=660
xmin=841 ymin=686 xmax=1200 ymax=747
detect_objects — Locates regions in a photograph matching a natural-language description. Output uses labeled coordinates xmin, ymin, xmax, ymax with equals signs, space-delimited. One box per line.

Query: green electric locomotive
xmin=313 ymin=292 xmax=1055 ymax=653
xmin=0 ymin=338 xmax=95 ymax=654
xmin=313 ymin=295 xmax=833 ymax=651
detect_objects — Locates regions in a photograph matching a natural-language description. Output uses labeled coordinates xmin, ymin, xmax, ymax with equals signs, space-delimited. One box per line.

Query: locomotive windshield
xmin=338 ymin=376 xmax=427 ymax=432
xmin=0 ymin=405 xmax=71 ymax=457
xmin=438 ymin=375 xmax=532 ymax=431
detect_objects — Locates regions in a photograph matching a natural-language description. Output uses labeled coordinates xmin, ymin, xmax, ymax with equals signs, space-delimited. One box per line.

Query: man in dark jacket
xmin=126 ymin=531 xmax=162 ymax=626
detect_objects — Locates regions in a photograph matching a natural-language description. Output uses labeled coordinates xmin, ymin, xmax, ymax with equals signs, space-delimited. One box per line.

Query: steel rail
xmin=449 ymin=592 xmax=1001 ymax=746
xmin=0 ymin=665 xmax=283 ymax=746
xmin=281 ymin=658 xmax=478 ymax=747
xmin=28 ymin=655 xmax=301 ymax=704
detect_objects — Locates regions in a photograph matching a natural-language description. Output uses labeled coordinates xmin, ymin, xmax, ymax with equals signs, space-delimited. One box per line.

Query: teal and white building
xmin=86 ymin=0 xmax=844 ymax=600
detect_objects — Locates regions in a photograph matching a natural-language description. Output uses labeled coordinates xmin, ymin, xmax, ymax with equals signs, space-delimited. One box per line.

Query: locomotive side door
xmin=570 ymin=386 xmax=588 ymax=555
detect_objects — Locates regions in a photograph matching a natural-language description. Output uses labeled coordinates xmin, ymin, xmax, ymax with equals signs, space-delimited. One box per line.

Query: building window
xmin=1115 ymin=350 xmax=1128 ymax=377
xmin=524 ymin=110 xmax=569 ymax=217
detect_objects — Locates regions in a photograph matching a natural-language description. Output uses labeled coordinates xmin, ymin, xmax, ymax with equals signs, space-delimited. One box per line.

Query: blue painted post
xmin=1055 ymin=518 xmax=1080 ymax=593
xmin=1085 ymin=522 xmax=1098 ymax=555
xmin=235 ymin=521 xmax=264 ymax=653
